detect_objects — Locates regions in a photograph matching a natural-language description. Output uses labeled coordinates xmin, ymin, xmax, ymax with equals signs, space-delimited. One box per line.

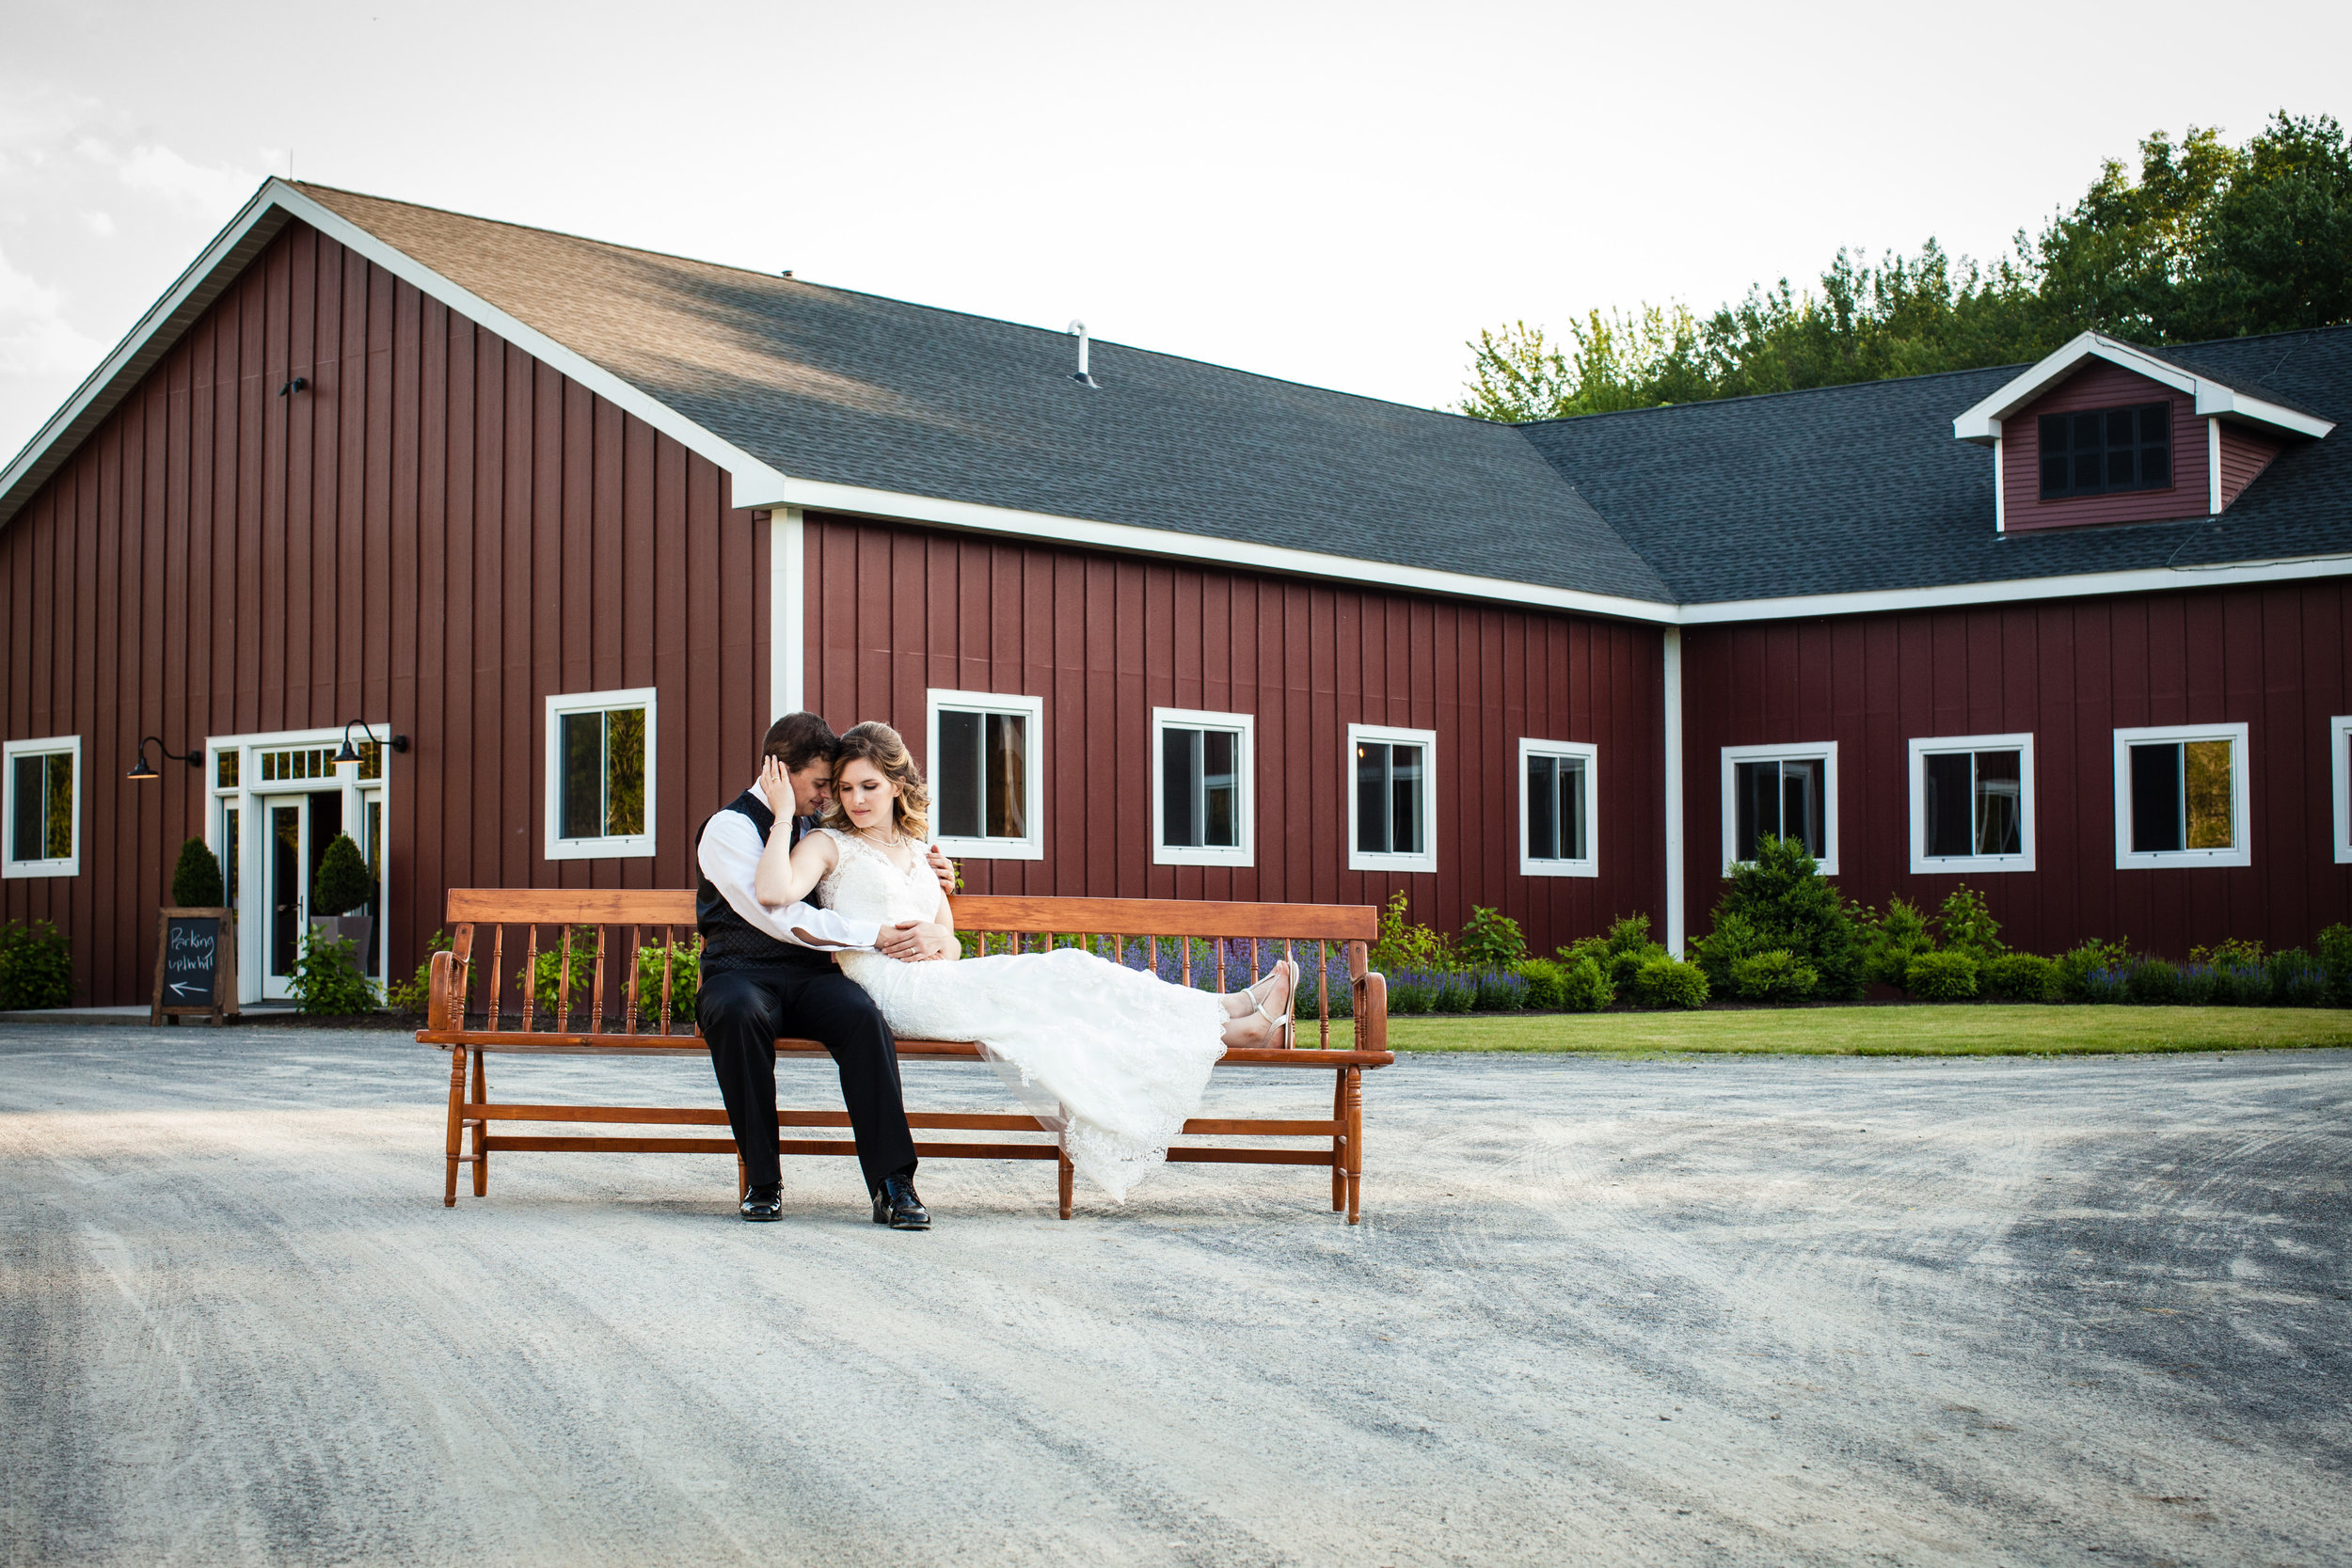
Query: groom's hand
xmin=878 ymin=920 xmax=959 ymax=961
xmin=926 ymin=843 xmax=958 ymax=897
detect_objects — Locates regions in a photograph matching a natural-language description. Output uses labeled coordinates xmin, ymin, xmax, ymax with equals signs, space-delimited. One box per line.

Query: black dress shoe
xmin=740 ymin=1182 xmax=783 ymax=1222
xmin=871 ymin=1174 xmax=930 ymax=1229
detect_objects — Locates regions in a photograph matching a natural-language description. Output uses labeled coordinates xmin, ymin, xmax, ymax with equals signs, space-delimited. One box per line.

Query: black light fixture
xmin=332 ymin=720 xmax=409 ymax=767
xmin=278 ymin=376 xmax=308 ymax=396
xmin=127 ymin=736 xmax=200 ymax=781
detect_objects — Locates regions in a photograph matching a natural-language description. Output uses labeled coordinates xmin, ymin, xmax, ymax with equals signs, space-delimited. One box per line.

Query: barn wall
xmin=2217 ymin=422 xmax=2284 ymax=510
xmin=2003 ymin=360 xmax=2206 ymax=531
xmin=802 ymin=513 xmax=1667 ymax=955
xmin=0 ymin=220 xmax=768 ymax=1005
xmin=1679 ymin=580 xmax=2352 ymax=958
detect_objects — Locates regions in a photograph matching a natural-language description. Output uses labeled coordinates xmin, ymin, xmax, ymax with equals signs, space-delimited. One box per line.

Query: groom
xmin=696 ymin=711 xmax=960 ymax=1227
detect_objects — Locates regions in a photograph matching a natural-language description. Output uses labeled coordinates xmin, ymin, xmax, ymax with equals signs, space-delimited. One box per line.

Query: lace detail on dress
xmin=813 ymin=827 xmax=1229 ymax=1201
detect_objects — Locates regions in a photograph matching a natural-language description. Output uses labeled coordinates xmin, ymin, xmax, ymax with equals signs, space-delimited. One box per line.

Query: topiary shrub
xmin=1559 ymin=956 xmax=1615 ymax=1013
xmin=2316 ymin=924 xmax=2352 ymax=1006
xmin=1458 ymin=906 xmax=1527 ymax=967
xmin=313 ymin=833 xmax=375 ymax=918
xmin=1518 ymin=958 xmax=1566 ymax=1010
xmin=1731 ymin=948 xmax=1818 ymax=1002
xmin=0 ymin=919 xmax=74 ymax=1009
xmin=2122 ymin=957 xmax=2182 ymax=1006
xmin=1471 ymin=970 xmax=1528 ymax=1011
xmin=1981 ymin=952 xmax=2058 ymax=1003
xmin=1707 ymin=835 xmax=1866 ymax=999
xmin=171 ymin=838 xmax=225 ymax=908
xmin=1631 ymin=956 xmax=1709 ymax=1010
xmin=290 ymin=927 xmax=378 ymax=1014
xmin=1862 ymin=898 xmax=1935 ymax=991
xmin=1906 ymin=949 xmax=1980 ymax=1002
xmin=2268 ymin=949 xmax=2328 ymax=1007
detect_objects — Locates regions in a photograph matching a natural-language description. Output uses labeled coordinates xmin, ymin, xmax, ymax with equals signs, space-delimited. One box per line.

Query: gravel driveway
xmin=4 ymin=1024 xmax=2345 ymax=1566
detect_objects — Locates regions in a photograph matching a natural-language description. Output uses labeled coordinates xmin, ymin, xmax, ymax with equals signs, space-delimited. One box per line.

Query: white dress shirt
xmin=697 ymin=785 xmax=882 ymax=951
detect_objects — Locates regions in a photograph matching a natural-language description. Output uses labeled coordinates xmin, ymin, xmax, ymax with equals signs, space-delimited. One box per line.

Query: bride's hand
xmin=756 ymin=755 xmax=794 ymax=817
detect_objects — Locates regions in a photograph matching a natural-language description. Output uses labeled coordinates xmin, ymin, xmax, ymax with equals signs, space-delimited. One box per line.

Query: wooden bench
xmin=419 ymin=890 xmax=1392 ymax=1222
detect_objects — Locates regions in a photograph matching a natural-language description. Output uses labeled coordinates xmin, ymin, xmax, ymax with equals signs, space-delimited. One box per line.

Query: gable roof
xmin=1951 ymin=329 xmax=2335 ymax=443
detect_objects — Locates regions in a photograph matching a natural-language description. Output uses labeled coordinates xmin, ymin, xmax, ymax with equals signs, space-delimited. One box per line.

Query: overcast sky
xmin=4 ymin=0 xmax=2347 ymax=460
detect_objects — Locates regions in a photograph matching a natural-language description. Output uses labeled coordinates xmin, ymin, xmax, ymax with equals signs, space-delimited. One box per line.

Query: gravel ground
xmin=3 ymin=1024 xmax=2346 ymax=1567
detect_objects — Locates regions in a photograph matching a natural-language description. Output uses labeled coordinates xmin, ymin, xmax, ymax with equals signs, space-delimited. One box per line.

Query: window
xmin=2039 ymin=402 xmax=2172 ymax=499
xmin=1152 ymin=708 xmax=1253 ymax=866
xmin=2113 ymin=722 xmax=2250 ymax=868
xmin=3 ymin=736 xmax=79 ymax=878
xmin=928 ymin=689 xmax=1044 ymax=860
xmin=2334 ymin=716 xmax=2352 ymax=866
xmin=544 ymin=689 xmax=656 ymax=860
xmin=1908 ymin=734 xmax=2034 ymax=873
xmin=1519 ymin=738 xmax=1597 ymax=878
xmin=1721 ymin=742 xmax=1837 ymax=875
xmin=1347 ymin=722 xmax=1438 ymax=874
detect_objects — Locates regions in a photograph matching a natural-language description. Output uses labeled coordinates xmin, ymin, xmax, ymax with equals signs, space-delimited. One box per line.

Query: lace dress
xmin=816 ymin=828 xmax=1231 ymax=1200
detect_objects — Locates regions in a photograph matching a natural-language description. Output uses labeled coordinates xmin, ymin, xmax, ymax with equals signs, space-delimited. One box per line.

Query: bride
xmin=752 ymin=721 xmax=1298 ymax=1201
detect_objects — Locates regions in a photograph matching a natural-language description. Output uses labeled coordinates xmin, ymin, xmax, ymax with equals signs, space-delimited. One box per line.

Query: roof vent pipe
xmin=1068 ymin=320 xmax=1099 ymax=388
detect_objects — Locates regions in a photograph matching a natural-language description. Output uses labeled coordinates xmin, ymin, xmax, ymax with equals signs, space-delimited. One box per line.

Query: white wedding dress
xmin=816 ymin=828 xmax=1232 ymax=1200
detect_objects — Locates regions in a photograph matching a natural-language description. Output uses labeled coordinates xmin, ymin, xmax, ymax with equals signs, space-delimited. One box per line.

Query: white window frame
xmin=1151 ymin=707 xmax=1254 ymax=868
xmin=3 ymin=736 xmax=81 ymax=879
xmin=1518 ymin=737 xmax=1598 ymax=878
xmin=926 ymin=688 xmax=1045 ymax=862
xmin=1907 ymin=732 xmax=2037 ymax=874
xmin=1346 ymin=721 xmax=1438 ymax=875
xmin=1720 ymin=741 xmax=1839 ymax=877
xmin=544 ymin=688 xmax=659 ymax=861
xmin=2331 ymin=716 xmax=2352 ymax=866
xmin=2112 ymin=721 xmax=2251 ymax=869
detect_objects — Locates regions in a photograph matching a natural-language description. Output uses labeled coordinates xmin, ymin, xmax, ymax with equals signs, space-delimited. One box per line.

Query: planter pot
xmin=308 ymin=915 xmax=374 ymax=955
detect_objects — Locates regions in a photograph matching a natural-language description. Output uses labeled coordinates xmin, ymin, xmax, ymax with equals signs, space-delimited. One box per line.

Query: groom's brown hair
xmin=762 ymin=712 xmax=838 ymax=772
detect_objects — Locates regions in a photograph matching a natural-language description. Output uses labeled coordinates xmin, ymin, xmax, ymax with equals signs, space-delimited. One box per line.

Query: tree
xmin=170 ymin=837 xmax=224 ymax=907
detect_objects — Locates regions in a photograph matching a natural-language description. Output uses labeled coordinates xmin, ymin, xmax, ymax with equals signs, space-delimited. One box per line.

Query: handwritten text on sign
xmin=164 ymin=916 xmax=220 ymax=1005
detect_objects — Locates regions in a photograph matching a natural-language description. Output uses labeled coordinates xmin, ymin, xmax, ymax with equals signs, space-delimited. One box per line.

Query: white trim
xmin=2112 ymin=721 xmax=2251 ymax=869
xmin=2 ymin=736 xmax=81 ymax=878
xmin=1992 ymin=436 xmax=2006 ymax=534
xmin=2331 ymin=716 xmax=2352 ymax=866
xmin=1518 ymin=736 xmax=1598 ymax=879
xmin=1150 ymin=707 xmax=1255 ymax=867
xmin=2208 ymin=418 xmax=2223 ymax=516
xmin=1906 ymin=733 xmax=2037 ymax=874
xmin=1346 ymin=722 xmax=1439 ymax=875
xmin=543 ymin=688 xmax=659 ymax=861
xmin=1675 ymin=553 xmax=2352 ymax=625
xmin=771 ymin=507 xmax=804 ymax=720
xmin=1661 ymin=628 xmax=1684 ymax=955
xmin=1953 ymin=330 xmax=2335 ymax=444
xmin=1720 ymin=741 xmax=1839 ymax=877
xmin=925 ymin=688 xmax=1046 ymax=862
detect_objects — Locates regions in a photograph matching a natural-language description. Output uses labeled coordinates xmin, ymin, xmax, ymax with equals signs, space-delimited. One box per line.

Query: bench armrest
xmin=1354 ymin=970 xmax=1388 ymax=1053
xmin=427 ymin=950 xmax=468 ymax=1032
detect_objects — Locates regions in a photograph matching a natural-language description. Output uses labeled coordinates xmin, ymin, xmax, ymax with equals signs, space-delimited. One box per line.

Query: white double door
xmin=209 ymin=728 xmax=390 ymax=1005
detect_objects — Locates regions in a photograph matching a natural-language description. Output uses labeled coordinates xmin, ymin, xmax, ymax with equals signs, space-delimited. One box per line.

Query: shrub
xmin=1905 ymin=949 xmax=1980 ymax=1002
xmin=2173 ymin=964 xmax=2218 ymax=1006
xmin=635 ymin=937 xmax=703 ymax=1023
xmin=312 ymin=832 xmax=375 ymax=918
xmin=2317 ymin=924 xmax=2352 ymax=1005
xmin=1564 ymin=914 xmax=1664 ymax=990
xmin=290 ymin=927 xmax=377 ymax=1014
xmin=1458 ymin=906 xmax=1527 ymax=967
xmin=0 ymin=919 xmax=73 ymax=1009
xmin=1559 ymin=957 xmax=1615 ymax=1012
xmin=1730 ymin=948 xmax=1818 ymax=1002
xmin=1557 ymin=934 xmax=1610 ymax=970
xmin=1981 ymin=952 xmax=2058 ymax=1003
xmin=1937 ymin=885 xmax=2006 ymax=958
xmin=384 ymin=927 xmax=455 ymax=1014
xmin=1862 ymin=898 xmax=1936 ymax=991
xmin=1692 ymin=911 xmax=1770 ymax=992
xmin=2189 ymin=937 xmax=2265 ymax=967
xmin=171 ymin=838 xmax=225 ymax=908
xmin=1387 ymin=970 xmax=1438 ymax=1015
xmin=2122 ymin=957 xmax=2182 ymax=1006
xmin=1631 ymin=956 xmax=1709 ymax=1010
xmin=2268 ymin=949 xmax=2328 ymax=1007
xmin=1708 ymin=835 xmax=1866 ymax=999
xmin=1471 ymin=970 xmax=1528 ymax=1011
xmin=1372 ymin=892 xmax=1453 ymax=974
xmin=1432 ymin=973 xmax=1476 ymax=1014
xmin=2208 ymin=961 xmax=2265 ymax=1006
xmin=2055 ymin=938 xmax=2130 ymax=1002
xmin=1518 ymin=958 xmax=1566 ymax=1010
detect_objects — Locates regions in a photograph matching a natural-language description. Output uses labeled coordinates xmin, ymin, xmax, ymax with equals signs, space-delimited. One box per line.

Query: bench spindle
xmin=558 ymin=925 xmax=576 ymax=1035
xmin=521 ymin=926 xmax=539 ymax=1032
xmin=659 ymin=930 xmax=675 ymax=1036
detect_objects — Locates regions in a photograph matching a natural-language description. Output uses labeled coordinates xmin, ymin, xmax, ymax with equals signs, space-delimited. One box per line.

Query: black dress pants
xmin=698 ymin=967 xmax=917 ymax=1195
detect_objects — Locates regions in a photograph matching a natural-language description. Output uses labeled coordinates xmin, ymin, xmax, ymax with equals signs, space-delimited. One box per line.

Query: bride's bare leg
xmin=1219 ymin=964 xmax=1293 ymax=1020
xmin=1218 ymin=960 xmax=1297 ymax=1049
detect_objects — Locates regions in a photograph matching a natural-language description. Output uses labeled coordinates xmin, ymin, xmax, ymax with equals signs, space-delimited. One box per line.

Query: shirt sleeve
xmin=696 ymin=810 xmax=882 ymax=951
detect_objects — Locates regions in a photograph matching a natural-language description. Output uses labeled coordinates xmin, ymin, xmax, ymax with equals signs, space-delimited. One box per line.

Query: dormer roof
xmin=1951 ymin=330 xmax=2335 ymax=445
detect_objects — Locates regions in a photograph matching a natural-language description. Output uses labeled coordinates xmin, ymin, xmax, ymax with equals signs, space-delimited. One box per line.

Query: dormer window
xmin=2037 ymin=403 xmax=2171 ymax=499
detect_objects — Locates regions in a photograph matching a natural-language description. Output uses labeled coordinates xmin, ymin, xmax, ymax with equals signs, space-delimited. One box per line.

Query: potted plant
xmin=310 ymin=832 xmax=377 ymax=960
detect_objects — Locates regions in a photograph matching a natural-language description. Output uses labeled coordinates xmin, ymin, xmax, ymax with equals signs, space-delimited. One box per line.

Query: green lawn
xmin=1316 ymin=1006 xmax=2352 ymax=1056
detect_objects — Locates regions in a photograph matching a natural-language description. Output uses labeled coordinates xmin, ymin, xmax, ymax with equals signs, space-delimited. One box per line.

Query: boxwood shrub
xmin=1631 ymin=956 xmax=1709 ymax=1010
xmin=1905 ymin=950 xmax=1979 ymax=1001
xmin=1980 ymin=952 xmax=2057 ymax=1003
xmin=1560 ymin=956 xmax=1615 ymax=1013
xmin=1731 ymin=949 xmax=1817 ymax=1002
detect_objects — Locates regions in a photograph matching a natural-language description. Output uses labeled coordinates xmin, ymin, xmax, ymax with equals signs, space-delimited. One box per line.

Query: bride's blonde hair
xmin=821 ymin=721 xmax=930 ymax=841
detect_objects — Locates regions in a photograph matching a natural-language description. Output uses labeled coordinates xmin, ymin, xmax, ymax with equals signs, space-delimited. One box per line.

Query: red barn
xmin=1 ymin=182 xmax=2345 ymax=1004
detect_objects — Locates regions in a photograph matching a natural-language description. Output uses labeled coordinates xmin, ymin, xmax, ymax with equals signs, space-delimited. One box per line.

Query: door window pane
xmin=270 ymin=803 xmax=303 ymax=976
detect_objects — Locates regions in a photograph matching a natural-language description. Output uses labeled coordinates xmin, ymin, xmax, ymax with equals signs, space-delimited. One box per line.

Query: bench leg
xmin=1343 ymin=1067 xmax=1363 ymax=1225
xmin=469 ymin=1050 xmax=490 ymax=1196
xmin=737 ymin=1156 xmax=748 ymax=1204
xmin=443 ymin=1046 xmax=467 ymax=1208
xmin=1057 ymin=1146 xmax=1074 ymax=1220
xmin=1330 ymin=1070 xmax=1347 ymax=1212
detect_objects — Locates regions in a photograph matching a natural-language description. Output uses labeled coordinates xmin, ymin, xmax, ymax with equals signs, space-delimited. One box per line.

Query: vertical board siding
xmin=1680 ymin=583 xmax=2352 ymax=958
xmin=0 ymin=221 xmax=764 ymax=1004
xmin=2003 ymin=361 xmax=2209 ymax=531
xmin=802 ymin=513 xmax=1665 ymax=955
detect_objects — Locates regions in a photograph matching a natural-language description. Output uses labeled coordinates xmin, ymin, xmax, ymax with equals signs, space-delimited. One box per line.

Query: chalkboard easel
xmin=151 ymin=908 xmax=239 ymax=1026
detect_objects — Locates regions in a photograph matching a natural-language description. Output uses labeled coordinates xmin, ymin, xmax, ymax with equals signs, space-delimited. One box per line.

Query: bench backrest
xmin=434 ymin=889 xmax=1379 ymax=1047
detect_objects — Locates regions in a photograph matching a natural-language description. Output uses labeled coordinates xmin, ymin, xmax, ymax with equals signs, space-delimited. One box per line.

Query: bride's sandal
xmin=1248 ymin=960 xmax=1298 ymax=1049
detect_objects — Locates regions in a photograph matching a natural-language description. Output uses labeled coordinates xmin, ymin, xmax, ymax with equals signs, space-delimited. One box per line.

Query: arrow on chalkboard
xmin=168 ymin=981 xmax=211 ymax=1000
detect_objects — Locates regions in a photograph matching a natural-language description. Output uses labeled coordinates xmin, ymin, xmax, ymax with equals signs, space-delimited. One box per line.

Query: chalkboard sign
xmin=151 ymin=907 xmax=238 ymax=1025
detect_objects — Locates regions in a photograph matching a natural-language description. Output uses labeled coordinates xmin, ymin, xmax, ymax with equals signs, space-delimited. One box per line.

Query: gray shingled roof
xmin=1515 ymin=326 xmax=2352 ymax=604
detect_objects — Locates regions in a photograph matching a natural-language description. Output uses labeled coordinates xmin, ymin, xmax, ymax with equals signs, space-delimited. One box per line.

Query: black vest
xmin=696 ymin=791 xmax=833 ymax=977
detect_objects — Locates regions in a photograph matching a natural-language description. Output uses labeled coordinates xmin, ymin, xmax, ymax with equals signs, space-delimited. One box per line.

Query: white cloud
xmin=0 ymin=241 xmax=101 ymax=378
xmin=76 ymin=136 xmax=260 ymax=218
xmin=79 ymin=210 xmax=115 ymax=237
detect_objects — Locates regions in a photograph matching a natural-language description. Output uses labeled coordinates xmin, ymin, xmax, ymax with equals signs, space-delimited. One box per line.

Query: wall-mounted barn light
xmin=332 ymin=720 xmax=408 ymax=767
xmin=126 ymin=736 xmax=200 ymax=781
xmin=278 ymin=377 xmax=307 ymax=396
